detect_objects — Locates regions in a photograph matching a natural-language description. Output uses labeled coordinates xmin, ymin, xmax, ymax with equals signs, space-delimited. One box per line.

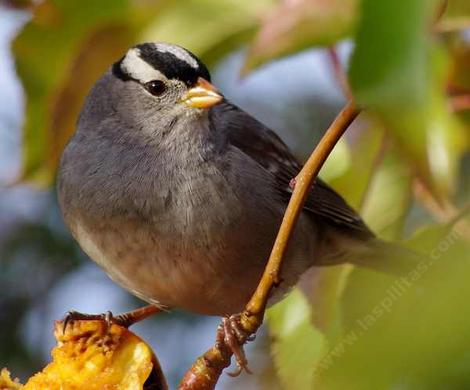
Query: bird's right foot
xmin=218 ymin=314 xmax=256 ymax=377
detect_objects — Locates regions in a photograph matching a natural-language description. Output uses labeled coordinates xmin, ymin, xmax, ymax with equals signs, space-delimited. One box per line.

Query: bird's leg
xmin=112 ymin=304 xmax=163 ymax=327
xmin=62 ymin=304 xmax=162 ymax=333
xmin=221 ymin=314 xmax=256 ymax=377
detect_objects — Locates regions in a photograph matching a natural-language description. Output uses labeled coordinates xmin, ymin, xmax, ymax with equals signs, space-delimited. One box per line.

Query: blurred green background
xmin=0 ymin=0 xmax=469 ymax=389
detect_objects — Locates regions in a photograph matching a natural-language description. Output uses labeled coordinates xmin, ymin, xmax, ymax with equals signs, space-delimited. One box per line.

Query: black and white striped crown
xmin=112 ymin=42 xmax=211 ymax=86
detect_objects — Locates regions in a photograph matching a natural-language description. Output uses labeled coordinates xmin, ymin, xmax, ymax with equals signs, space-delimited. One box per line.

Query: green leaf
xmin=244 ymin=0 xmax=358 ymax=71
xmin=141 ymin=0 xmax=274 ymax=67
xmin=360 ymin=146 xmax=413 ymax=240
xmin=318 ymin=223 xmax=470 ymax=389
xmin=350 ymin=0 xmax=434 ymax=108
xmin=299 ymin=266 xmax=352 ymax=343
xmin=267 ymin=289 xmax=325 ymax=390
xmin=328 ymin=122 xmax=385 ymax=209
xmin=349 ymin=0 xmax=467 ymax=199
xmin=320 ymin=139 xmax=351 ymax=182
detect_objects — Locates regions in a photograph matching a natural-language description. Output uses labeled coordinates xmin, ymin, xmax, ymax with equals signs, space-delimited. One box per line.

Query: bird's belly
xmin=70 ymin=210 xmax=316 ymax=316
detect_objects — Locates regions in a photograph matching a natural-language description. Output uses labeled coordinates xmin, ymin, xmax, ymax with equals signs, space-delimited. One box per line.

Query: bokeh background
xmin=0 ymin=1 xmax=469 ymax=389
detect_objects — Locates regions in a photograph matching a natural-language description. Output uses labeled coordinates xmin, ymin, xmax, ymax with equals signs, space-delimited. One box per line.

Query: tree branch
xmin=178 ymin=101 xmax=360 ymax=389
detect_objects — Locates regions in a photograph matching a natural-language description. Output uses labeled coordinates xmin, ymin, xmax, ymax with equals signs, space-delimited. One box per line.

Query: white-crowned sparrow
xmin=58 ymin=42 xmax=418 ymax=317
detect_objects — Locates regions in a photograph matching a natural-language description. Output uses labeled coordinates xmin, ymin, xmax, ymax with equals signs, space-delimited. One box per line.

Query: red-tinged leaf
xmin=244 ymin=0 xmax=357 ymax=72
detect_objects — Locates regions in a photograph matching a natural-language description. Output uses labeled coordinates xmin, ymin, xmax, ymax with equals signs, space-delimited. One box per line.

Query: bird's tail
xmin=316 ymin=227 xmax=428 ymax=275
xmin=347 ymin=238 xmax=428 ymax=275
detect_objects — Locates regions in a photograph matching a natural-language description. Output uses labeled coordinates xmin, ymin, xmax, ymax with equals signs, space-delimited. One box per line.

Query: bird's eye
xmin=145 ymin=80 xmax=166 ymax=96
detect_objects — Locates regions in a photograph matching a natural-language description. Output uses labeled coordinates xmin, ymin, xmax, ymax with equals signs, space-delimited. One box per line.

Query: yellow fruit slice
xmin=3 ymin=320 xmax=167 ymax=390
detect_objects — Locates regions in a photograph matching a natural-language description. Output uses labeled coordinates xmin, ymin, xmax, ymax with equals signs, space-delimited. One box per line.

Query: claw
xmin=103 ymin=311 xmax=114 ymax=332
xmin=227 ymin=365 xmax=244 ymax=378
xmin=62 ymin=310 xmax=114 ymax=334
xmin=246 ymin=334 xmax=256 ymax=342
xmin=222 ymin=316 xmax=253 ymax=376
xmin=62 ymin=311 xmax=74 ymax=334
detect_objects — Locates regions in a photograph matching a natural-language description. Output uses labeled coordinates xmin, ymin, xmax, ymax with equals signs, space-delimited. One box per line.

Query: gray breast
xmin=58 ymin=121 xmax=316 ymax=315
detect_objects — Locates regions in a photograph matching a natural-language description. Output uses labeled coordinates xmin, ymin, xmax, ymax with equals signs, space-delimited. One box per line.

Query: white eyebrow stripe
xmin=121 ymin=48 xmax=166 ymax=83
xmin=155 ymin=43 xmax=199 ymax=69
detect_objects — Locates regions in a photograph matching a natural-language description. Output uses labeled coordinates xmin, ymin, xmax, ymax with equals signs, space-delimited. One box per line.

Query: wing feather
xmin=211 ymin=102 xmax=373 ymax=237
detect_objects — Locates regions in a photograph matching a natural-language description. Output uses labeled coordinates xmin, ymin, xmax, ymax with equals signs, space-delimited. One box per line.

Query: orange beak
xmin=180 ymin=77 xmax=223 ymax=109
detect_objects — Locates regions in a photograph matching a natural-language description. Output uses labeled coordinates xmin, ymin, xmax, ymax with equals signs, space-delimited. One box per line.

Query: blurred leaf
xmin=361 ymin=146 xmax=413 ymax=240
xmin=326 ymin=120 xmax=416 ymax=239
xmin=318 ymin=224 xmax=470 ymax=389
xmin=448 ymin=34 xmax=470 ymax=91
xmin=438 ymin=0 xmax=470 ymax=31
xmin=267 ymin=289 xmax=324 ymax=390
xmin=141 ymin=0 xmax=274 ymax=67
xmin=13 ymin=0 xmax=164 ymax=184
xmin=299 ymin=266 xmax=352 ymax=342
xmin=349 ymin=0 xmax=466 ymax=200
xmin=406 ymin=207 xmax=470 ymax=251
xmin=46 ymin=26 xmax=141 ymax=182
xmin=244 ymin=0 xmax=357 ymax=71
xmin=329 ymin=121 xmax=385 ymax=209
xmin=350 ymin=0 xmax=435 ymax=107
xmin=320 ymin=139 xmax=351 ymax=182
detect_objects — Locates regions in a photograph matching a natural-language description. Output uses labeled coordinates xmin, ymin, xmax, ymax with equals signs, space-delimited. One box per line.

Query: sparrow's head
xmin=113 ymin=43 xmax=222 ymax=110
xmin=81 ymin=43 xmax=223 ymax=141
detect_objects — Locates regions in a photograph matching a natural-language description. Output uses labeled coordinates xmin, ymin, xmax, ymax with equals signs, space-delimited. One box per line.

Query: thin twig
xmin=177 ymin=101 xmax=360 ymax=389
xmin=326 ymin=47 xmax=353 ymax=100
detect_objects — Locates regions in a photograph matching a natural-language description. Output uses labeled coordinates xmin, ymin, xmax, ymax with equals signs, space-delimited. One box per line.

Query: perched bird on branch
xmin=58 ymin=42 xmax=422 ymax=319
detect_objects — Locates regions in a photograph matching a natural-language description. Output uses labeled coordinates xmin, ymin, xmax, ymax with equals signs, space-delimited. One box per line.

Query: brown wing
xmin=213 ymin=102 xmax=373 ymax=238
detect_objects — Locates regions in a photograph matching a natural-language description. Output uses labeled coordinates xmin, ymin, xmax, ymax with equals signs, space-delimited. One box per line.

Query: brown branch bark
xmin=178 ymin=101 xmax=360 ymax=389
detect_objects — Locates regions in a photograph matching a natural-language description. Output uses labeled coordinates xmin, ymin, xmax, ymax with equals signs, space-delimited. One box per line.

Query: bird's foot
xmin=220 ymin=314 xmax=256 ymax=377
xmin=62 ymin=304 xmax=161 ymax=334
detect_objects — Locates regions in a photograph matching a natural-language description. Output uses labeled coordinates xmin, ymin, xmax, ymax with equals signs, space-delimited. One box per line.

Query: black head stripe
xmin=112 ymin=43 xmax=211 ymax=85
xmin=136 ymin=43 xmax=211 ymax=86
xmin=112 ymin=56 xmax=132 ymax=81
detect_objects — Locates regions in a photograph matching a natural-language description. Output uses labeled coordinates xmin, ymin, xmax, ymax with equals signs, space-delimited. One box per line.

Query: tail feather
xmin=348 ymin=238 xmax=429 ymax=275
xmin=316 ymin=226 xmax=429 ymax=275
